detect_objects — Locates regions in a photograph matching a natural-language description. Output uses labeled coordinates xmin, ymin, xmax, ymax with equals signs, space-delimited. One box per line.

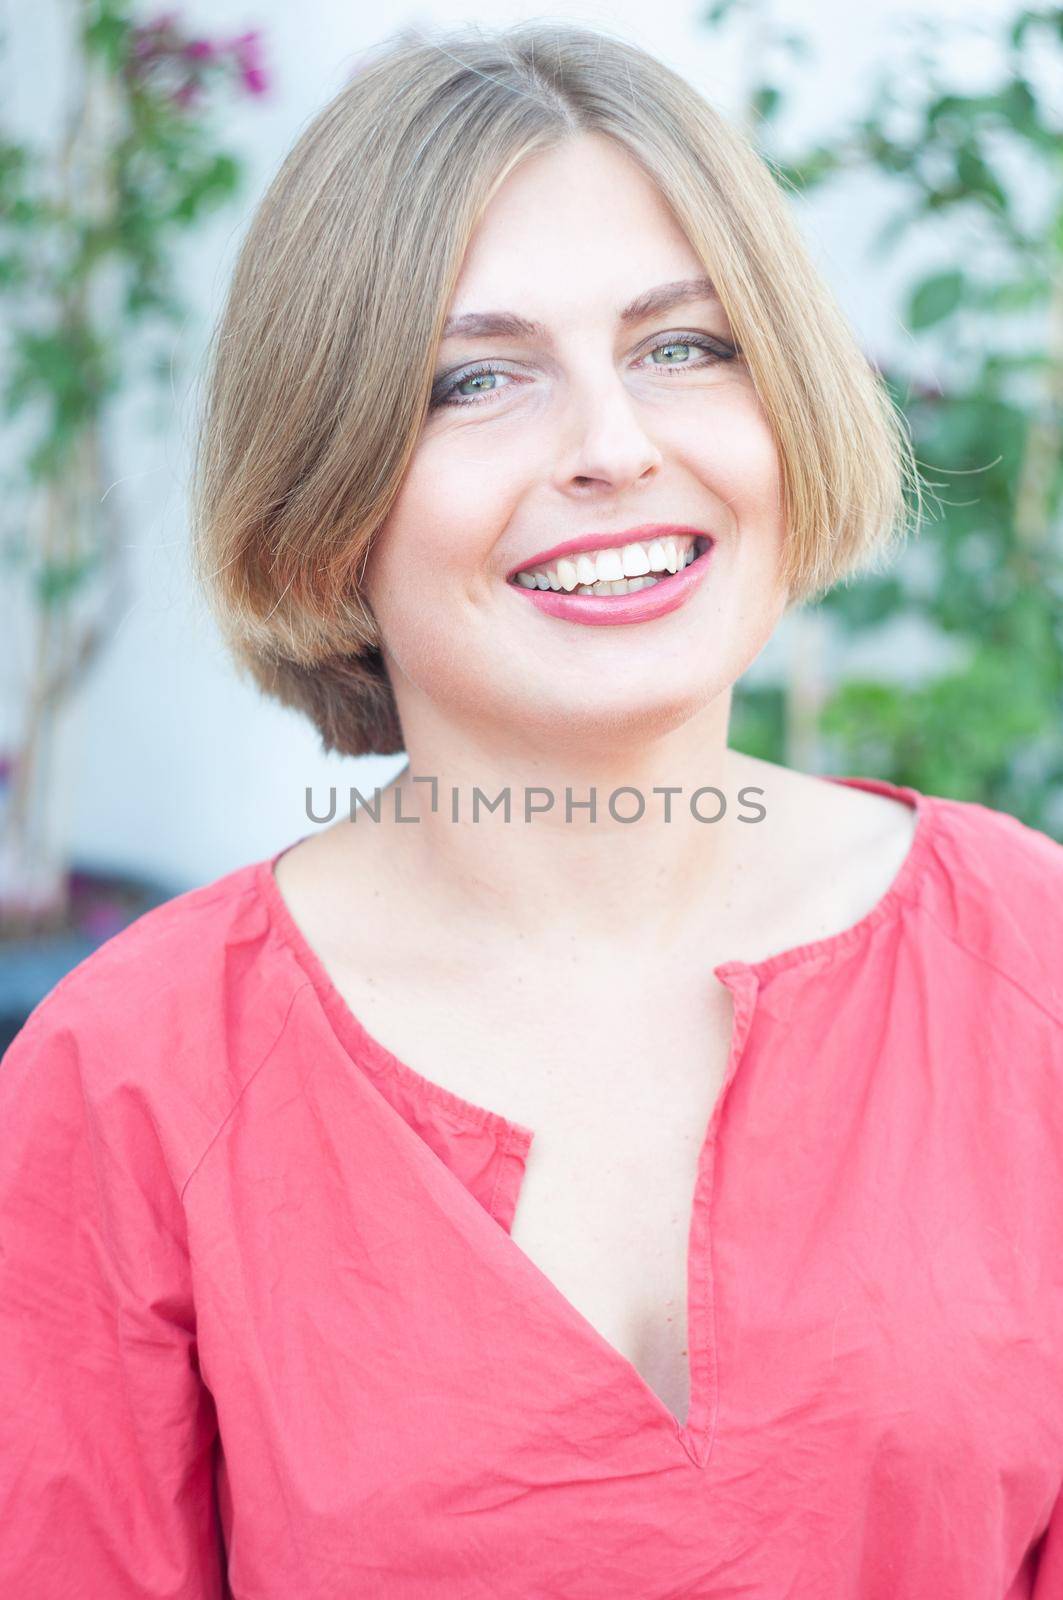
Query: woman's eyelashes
xmin=428 ymin=332 xmax=740 ymax=410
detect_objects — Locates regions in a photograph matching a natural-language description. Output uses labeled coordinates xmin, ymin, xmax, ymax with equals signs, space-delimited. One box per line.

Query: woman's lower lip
xmin=507 ymin=541 xmax=715 ymax=626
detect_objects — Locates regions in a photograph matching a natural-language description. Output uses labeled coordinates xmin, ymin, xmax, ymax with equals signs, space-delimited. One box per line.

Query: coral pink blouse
xmin=3 ymin=774 xmax=1063 ymax=1598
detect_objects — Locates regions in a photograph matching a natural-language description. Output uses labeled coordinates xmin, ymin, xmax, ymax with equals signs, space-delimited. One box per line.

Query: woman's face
xmin=365 ymin=131 xmax=789 ymax=762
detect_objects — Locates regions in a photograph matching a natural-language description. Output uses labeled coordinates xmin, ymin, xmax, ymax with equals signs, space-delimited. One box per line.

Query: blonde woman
xmin=3 ymin=21 xmax=1063 ymax=1598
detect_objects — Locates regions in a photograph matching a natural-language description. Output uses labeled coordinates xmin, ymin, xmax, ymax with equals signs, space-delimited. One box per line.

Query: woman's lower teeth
xmin=576 ymin=574 xmax=665 ymax=596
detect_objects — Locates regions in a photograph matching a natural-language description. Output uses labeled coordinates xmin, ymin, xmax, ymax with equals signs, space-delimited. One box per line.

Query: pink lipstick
xmin=507 ymin=530 xmax=716 ymax=627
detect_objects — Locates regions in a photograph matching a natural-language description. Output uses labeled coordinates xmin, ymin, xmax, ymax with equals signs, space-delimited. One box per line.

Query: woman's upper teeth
xmin=514 ymin=535 xmax=696 ymax=591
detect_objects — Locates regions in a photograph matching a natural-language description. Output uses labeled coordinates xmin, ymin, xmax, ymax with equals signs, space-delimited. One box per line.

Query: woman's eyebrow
xmin=440 ymin=275 xmax=719 ymax=342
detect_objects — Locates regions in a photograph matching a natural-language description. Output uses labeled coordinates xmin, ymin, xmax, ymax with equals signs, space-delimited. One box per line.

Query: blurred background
xmin=1 ymin=0 xmax=1060 ymax=1036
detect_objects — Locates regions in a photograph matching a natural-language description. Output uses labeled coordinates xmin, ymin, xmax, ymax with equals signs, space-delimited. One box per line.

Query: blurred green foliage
xmin=713 ymin=1 xmax=1063 ymax=835
xmin=0 ymin=1 xmax=266 ymax=930
xmin=0 ymin=0 xmax=264 ymax=516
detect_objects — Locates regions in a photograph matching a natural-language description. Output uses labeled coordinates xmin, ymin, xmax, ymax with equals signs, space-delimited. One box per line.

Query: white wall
xmin=1 ymin=0 xmax=1020 ymax=892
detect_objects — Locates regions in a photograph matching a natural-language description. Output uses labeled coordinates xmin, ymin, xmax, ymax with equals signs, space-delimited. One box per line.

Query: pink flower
xmin=227 ymin=29 xmax=269 ymax=96
xmin=126 ymin=13 xmax=269 ymax=102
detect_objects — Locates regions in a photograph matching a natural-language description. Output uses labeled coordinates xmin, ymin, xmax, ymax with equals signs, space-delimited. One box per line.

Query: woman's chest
xmin=505 ymin=1114 xmax=714 ymax=1426
xmin=330 ymin=957 xmax=739 ymax=1425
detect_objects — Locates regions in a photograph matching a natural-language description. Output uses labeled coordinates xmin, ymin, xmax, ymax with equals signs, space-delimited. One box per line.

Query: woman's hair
xmin=190 ymin=21 xmax=924 ymax=759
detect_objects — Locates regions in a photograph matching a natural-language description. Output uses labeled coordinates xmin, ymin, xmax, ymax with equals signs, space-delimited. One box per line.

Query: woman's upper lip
xmin=506 ymin=524 xmax=713 ymax=580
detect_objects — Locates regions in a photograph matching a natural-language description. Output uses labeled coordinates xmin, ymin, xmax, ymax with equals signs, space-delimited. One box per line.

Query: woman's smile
xmin=506 ymin=533 xmax=716 ymax=627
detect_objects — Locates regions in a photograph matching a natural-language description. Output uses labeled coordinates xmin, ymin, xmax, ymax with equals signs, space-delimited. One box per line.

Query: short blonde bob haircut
xmin=191 ymin=20 xmax=922 ymax=759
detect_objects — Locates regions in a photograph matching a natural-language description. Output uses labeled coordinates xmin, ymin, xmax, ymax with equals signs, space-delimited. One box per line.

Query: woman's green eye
xmin=652 ymin=341 xmax=696 ymax=364
xmin=456 ymin=372 xmax=503 ymax=399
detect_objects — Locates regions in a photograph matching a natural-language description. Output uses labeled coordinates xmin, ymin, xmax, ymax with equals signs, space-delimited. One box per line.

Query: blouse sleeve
xmin=0 ymin=1003 xmax=225 ymax=1597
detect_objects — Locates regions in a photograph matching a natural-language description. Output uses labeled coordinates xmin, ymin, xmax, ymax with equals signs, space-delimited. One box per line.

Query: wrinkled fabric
xmin=3 ymin=773 xmax=1063 ymax=1598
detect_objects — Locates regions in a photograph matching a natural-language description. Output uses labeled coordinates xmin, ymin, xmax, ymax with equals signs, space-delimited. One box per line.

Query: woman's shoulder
xmin=916 ymin=786 xmax=1063 ymax=1022
xmin=2 ymin=852 xmax=306 ymax=1172
xmin=925 ymin=785 xmax=1063 ymax=897
xmin=17 ymin=855 xmax=269 ymax=1024
xmin=773 ymin=756 xmax=1063 ymax=1019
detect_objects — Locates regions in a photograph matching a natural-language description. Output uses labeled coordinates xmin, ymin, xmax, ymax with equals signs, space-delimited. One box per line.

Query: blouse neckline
xmin=253 ymin=772 xmax=938 ymax=1146
xmin=712 ymin=772 xmax=937 ymax=983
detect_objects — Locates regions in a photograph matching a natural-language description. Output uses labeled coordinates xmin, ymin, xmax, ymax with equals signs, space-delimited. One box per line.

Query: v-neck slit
xmin=492 ymin=954 xmax=756 ymax=1471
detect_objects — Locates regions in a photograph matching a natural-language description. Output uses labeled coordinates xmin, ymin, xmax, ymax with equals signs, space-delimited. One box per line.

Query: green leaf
xmin=955 ymin=145 xmax=1008 ymax=210
xmin=998 ymin=77 xmax=1040 ymax=137
xmin=751 ymin=84 xmax=782 ymax=125
xmin=907 ymin=269 xmax=965 ymax=329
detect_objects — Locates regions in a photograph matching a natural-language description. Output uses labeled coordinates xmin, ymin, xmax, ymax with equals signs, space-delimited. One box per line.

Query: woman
xmin=3 ymin=20 xmax=1063 ymax=1598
